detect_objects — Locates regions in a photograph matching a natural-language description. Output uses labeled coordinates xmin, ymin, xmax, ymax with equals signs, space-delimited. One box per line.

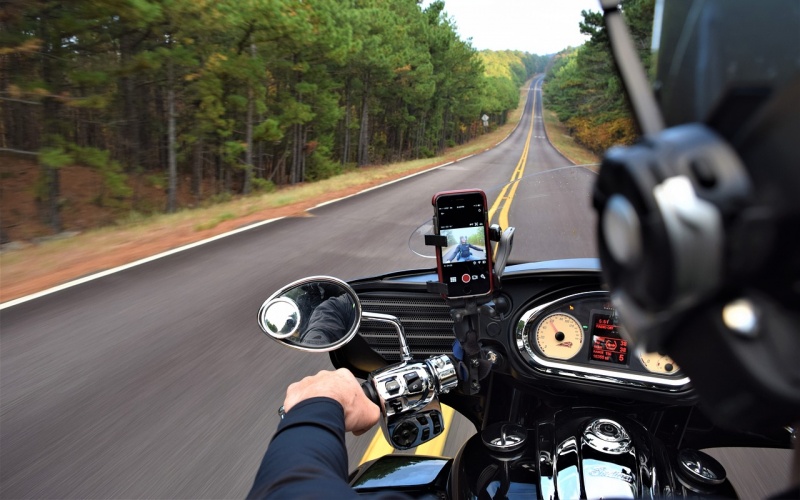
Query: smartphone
xmin=432 ymin=190 xmax=494 ymax=298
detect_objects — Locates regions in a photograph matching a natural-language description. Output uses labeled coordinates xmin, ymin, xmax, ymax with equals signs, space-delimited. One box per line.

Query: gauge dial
xmin=535 ymin=312 xmax=584 ymax=360
xmin=639 ymin=352 xmax=679 ymax=374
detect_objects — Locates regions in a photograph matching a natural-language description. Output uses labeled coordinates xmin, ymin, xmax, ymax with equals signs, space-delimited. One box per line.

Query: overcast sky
xmin=424 ymin=0 xmax=602 ymax=55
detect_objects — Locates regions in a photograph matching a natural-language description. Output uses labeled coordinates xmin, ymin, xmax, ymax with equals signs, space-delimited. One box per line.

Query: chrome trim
xmin=677 ymin=449 xmax=726 ymax=486
xmin=257 ymin=275 xmax=362 ymax=353
xmin=362 ymin=312 xmax=412 ymax=362
xmin=583 ymin=419 xmax=632 ymax=455
xmin=426 ymin=354 xmax=458 ymax=394
xmin=515 ymin=291 xmax=691 ymax=391
xmin=370 ymin=360 xmax=445 ymax=450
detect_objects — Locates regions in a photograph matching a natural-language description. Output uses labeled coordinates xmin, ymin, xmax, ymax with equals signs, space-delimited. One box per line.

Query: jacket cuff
xmin=273 ymin=397 xmax=346 ymax=440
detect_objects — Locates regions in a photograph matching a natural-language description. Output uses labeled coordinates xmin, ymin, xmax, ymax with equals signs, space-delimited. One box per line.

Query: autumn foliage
xmin=543 ymin=0 xmax=654 ymax=155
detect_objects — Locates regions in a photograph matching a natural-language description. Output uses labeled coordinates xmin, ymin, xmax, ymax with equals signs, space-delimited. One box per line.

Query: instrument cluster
xmin=514 ymin=291 xmax=691 ymax=392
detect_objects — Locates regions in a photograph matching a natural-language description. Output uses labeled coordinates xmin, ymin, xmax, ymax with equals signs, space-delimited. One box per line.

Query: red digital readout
xmin=590 ymin=314 xmax=628 ymax=365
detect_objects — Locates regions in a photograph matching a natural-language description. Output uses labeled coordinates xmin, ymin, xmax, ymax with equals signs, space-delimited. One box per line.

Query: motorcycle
xmin=252 ymin=3 xmax=800 ymax=489
xmin=256 ymin=185 xmax=794 ymax=498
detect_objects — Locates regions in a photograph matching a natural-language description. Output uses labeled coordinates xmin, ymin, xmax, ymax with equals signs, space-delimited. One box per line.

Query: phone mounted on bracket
xmin=431 ymin=190 xmax=494 ymax=299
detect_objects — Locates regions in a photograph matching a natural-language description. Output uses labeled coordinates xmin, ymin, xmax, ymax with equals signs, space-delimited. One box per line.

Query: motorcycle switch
xmin=365 ymin=354 xmax=458 ymax=450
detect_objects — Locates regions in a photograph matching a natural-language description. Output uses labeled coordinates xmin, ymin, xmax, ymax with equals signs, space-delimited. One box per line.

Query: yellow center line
xmin=359 ymin=80 xmax=540 ymax=467
xmin=497 ymin=81 xmax=538 ymax=231
xmin=489 ymin=78 xmax=536 ymax=234
xmin=359 ymin=425 xmax=394 ymax=465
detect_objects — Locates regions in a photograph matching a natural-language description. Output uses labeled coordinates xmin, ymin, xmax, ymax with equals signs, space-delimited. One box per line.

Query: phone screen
xmin=435 ymin=191 xmax=492 ymax=297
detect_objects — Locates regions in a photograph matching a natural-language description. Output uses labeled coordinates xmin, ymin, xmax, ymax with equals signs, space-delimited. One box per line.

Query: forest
xmin=543 ymin=0 xmax=654 ymax=155
xmin=1 ymin=0 xmax=547 ymax=234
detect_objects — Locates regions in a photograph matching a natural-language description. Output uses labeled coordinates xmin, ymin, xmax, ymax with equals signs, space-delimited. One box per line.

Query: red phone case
xmin=432 ymin=189 xmax=494 ymax=298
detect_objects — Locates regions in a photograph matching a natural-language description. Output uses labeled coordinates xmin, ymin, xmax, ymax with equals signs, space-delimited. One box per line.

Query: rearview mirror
xmin=257 ymin=276 xmax=362 ymax=352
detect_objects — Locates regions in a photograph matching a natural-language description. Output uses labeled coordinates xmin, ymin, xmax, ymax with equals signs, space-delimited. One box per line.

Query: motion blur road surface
xmin=1 ymin=77 xmax=792 ymax=498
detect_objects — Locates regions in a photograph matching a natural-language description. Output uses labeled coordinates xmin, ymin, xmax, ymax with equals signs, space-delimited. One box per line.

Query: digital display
xmin=589 ymin=311 xmax=628 ymax=365
xmin=435 ymin=192 xmax=491 ymax=297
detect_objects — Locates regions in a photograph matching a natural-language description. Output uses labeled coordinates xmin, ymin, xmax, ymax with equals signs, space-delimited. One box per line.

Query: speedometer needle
xmin=549 ymin=320 xmax=558 ymax=333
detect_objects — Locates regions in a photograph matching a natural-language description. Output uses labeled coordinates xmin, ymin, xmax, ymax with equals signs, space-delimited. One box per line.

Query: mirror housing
xmin=257 ymin=276 xmax=362 ymax=352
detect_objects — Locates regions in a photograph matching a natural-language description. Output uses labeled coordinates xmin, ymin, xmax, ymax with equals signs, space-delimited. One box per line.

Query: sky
xmin=423 ymin=0 xmax=602 ymax=55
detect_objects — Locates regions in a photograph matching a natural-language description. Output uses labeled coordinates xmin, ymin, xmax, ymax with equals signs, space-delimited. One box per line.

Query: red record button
xmin=461 ymin=274 xmax=471 ymax=283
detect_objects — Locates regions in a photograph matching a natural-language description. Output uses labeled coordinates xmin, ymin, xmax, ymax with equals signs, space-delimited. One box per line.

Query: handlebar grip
xmin=361 ymin=379 xmax=380 ymax=406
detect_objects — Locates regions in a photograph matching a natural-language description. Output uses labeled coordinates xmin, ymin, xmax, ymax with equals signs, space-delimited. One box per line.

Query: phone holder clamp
xmin=423 ymin=229 xmax=504 ymax=395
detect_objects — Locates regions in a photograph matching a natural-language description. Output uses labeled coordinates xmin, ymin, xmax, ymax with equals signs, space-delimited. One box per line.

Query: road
xmin=1 ymin=76 xmax=792 ymax=498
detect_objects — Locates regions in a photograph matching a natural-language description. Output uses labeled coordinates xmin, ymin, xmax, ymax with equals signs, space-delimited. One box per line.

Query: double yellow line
xmin=358 ymin=80 xmax=539 ymax=465
xmin=488 ymin=80 xmax=538 ymax=230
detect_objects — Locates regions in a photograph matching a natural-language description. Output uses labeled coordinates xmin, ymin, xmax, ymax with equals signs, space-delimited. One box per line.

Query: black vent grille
xmin=357 ymin=292 xmax=454 ymax=362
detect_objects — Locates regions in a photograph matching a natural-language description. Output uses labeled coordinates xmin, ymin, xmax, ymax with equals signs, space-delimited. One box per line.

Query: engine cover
xmin=451 ymin=408 xmax=735 ymax=498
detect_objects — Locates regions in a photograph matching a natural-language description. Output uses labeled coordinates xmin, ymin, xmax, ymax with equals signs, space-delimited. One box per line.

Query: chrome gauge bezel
xmin=515 ymin=291 xmax=692 ymax=392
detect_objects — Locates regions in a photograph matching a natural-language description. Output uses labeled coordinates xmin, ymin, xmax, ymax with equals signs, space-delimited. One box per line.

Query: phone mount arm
xmin=424 ymin=224 xmax=513 ymax=395
xmin=492 ymin=225 xmax=515 ymax=279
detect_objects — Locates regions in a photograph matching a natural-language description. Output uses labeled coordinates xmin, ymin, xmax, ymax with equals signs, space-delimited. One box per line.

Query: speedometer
xmin=639 ymin=352 xmax=679 ymax=374
xmin=535 ymin=312 xmax=584 ymax=360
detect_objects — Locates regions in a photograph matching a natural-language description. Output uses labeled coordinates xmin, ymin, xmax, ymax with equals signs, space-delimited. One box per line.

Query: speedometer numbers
xmin=534 ymin=313 xmax=584 ymax=360
xmin=515 ymin=294 xmax=691 ymax=392
xmin=639 ymin=352 xmax=679 ymax=374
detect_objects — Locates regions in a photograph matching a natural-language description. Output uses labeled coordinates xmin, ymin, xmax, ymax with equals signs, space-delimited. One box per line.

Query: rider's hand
xmin=283 ymin=368 xmax=380 ymax=436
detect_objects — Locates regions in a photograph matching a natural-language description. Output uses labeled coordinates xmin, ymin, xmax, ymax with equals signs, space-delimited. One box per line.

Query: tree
xmin=544 ymin=0 xmax=655 ymax=154
xmin=1 ymin=0 xmax=548 ymax=235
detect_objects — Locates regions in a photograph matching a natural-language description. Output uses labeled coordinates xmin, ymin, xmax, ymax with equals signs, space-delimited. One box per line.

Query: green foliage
xmin=146 ymin=173 xmax=166 ymax=189
xmin=6 ymin=0 xmax=552 ymax=223
xmin=70 ymin=145 xmax=132 ymax=201
xmin=476 ymin=50 xmax=548 ymax=122
xmin=254 ymin=119 xmax=283 ymax=143
xmin=544 ymin=0 xmax=655 ymax=154
xmin=306 ymin=144 xmax=342 ymax=181
xmin=39 ymin=147 xmax=73 ymax=169
xmin=250 ymin=178 xmax=276 ymax=193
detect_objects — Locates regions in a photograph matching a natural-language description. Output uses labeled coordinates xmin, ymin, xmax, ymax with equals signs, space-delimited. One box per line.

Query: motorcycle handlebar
xmin=361 ymin=379 xmax=380 ymax=406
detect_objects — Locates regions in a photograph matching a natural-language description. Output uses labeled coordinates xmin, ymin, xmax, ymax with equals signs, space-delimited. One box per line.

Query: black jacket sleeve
xmin=247 ymin=397 xmax=356 ymax=499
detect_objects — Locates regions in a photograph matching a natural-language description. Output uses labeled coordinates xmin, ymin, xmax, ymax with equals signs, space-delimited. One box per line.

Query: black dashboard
xmin=337 ymin=260 xmax=693 ymax=403
xmin=515 ymin=290 xmax=689 ymax=392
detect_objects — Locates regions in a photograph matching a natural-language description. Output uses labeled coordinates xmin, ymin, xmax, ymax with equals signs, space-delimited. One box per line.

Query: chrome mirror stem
xmin=362 ymin=312 xmax=412 ymax=362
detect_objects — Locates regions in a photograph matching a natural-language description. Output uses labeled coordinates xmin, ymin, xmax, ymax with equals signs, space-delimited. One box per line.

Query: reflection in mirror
xmin=261 ymin=297 xmax=300 ymax=339
xmin=258 ymin=276 xmax=362 ymax=352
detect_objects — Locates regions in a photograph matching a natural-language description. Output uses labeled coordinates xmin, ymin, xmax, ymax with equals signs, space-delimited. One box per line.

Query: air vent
xmin=357 ymin=292 xmax=454 ymax=362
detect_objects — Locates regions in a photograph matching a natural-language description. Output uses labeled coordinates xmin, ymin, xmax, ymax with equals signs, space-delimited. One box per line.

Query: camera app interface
xmin=437 ymin=193 xmax=490 ymax=297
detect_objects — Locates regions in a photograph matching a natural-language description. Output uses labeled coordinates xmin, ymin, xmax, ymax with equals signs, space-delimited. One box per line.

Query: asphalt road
xmin=1 ymin=77 xmax=792 ymax=499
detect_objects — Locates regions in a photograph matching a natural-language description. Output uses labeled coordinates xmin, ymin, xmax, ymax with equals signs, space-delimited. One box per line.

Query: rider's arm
xmin=247 ymin=369 xmax=380 ymax=499
xmin=247 ymin=397 xmax=354 ymax=499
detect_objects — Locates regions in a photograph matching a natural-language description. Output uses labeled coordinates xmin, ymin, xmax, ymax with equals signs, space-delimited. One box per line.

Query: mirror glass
xmin=261 ymin=298 xmax=300 ymax=339
xmin=258 ymin=276 xmax=362 ymax=351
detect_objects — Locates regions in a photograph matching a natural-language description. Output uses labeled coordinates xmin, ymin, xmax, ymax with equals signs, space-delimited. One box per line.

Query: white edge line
xmin=309 ymin=159 xmax=466 ymax=209
xmin=0 ymin=217 xmax=285 ymax=310
xmin=2 ymin=78 xmax=542 ymax=310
